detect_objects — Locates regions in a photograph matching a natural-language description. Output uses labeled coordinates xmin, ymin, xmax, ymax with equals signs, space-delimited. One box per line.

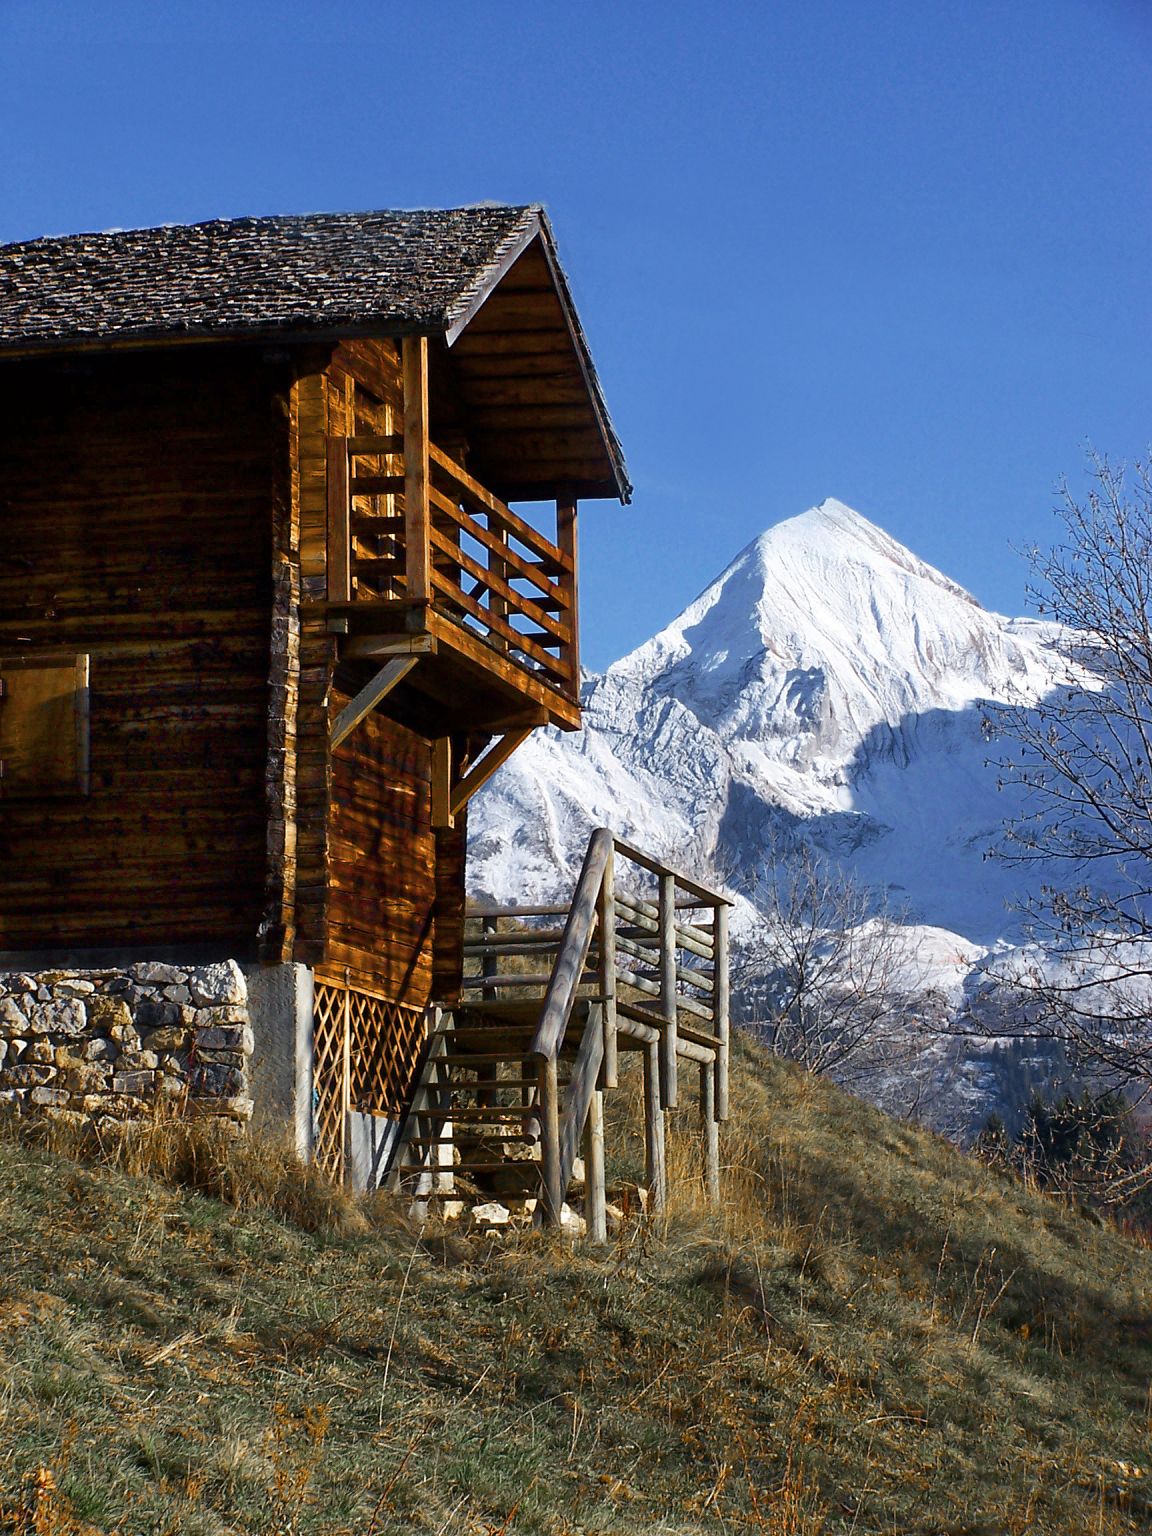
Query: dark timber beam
xmin=449 ymin=727 xmax=533 ymax=817
xmin=330 ymin=656 xmax=419 ymax=750
xmin=431 ymin=737 xmax=453 ymax=830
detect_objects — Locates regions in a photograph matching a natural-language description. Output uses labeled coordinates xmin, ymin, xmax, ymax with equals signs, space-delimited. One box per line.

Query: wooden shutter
xmin=0 ymin=655 xmax=90 ymax=797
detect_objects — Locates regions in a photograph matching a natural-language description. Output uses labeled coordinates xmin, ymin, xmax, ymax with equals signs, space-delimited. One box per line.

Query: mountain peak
xmin=808 ymin=495 xmax=873 ymax=524
xmin=596 ymin=496 xmax=1054 ymax=758
xmin=746 ymin=499 xmax=976 ymax=607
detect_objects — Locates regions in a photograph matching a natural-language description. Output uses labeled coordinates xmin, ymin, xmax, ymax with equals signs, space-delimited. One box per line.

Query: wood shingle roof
xmin=0 ymin=206 xmax=540 ymax=348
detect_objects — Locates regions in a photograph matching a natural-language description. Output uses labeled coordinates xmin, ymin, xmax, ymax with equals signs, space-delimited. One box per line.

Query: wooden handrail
xmin=429 ymin=442 xmax=574 ymax=573
xmin=515 ymin=826 xmax=732 ymax=1226
xmin=430 ymin=569 xmax=567 ymax=678
xmin=612 ymin=836 xmax=731 ymax=907
xmin=529 ymin=827 xmax=614 ymax=1065
xmin=395 ymin=836 xmax=728 ymax=1227
xmin=327 ymin=426 xmax=577 ymax=704
xmin=428 ymin=486 xmax=568 ymax=596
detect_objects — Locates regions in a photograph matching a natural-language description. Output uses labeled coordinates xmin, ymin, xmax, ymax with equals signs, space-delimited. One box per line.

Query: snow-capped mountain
xmin=470 ymin=498 xmax=1064 ymax=953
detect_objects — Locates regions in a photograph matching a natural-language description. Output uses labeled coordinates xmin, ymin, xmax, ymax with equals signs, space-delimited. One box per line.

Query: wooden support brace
xmin=701 ymin=1061 xmax=720 ymax=1206
xmin=598 ymin=840 xmax=618 ymax=1090
xmin=343 ymin=634 xmax=436 ymax=662
xmin=449 ymin=727 xmax=532 ymax=816
xmin=556 ymin=489 xmax=579 ymax=688
xmin=330 ymin=656 xmax=419 ymax=750
xmin=584 ymin=1088 xmax=607 ymax=1243
xmin=714 ymin=903 xmax=730 ymax=1122
xmin=644 ymin=1039 xmax=666 ymax=1214
xmin=539 ymin=1055 xmax=563 ymax=1228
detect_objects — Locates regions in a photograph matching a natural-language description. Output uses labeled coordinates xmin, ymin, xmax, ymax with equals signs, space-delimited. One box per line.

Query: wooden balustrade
xmin=461 ymin=831 xmax=731 ymax=1226
xmin=325 ymin=423 xmax=579 ymax=704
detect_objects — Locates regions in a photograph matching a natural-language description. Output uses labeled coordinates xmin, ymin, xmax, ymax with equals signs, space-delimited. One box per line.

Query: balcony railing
xmin=326 ymin=418 xmax=578 ymax=705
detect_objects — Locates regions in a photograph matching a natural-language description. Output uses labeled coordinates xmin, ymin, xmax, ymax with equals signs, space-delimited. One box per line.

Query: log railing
xmin=463 ymin=830 xmax=730 ymax=1231
xmin=326 ymin=428 xmax=578 ymax=701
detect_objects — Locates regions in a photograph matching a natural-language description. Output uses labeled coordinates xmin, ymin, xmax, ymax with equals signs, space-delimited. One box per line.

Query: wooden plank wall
xmin=301 ymin=341 xmax=468 ymax=1008
xmin=325 ymin=706 xmax=468 ymax=1004
xmin=0 ymin=348 xmax=278 ymax=952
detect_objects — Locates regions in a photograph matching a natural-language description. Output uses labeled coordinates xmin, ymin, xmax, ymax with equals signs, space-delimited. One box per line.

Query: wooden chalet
xmin=0 ymin=207 xmax=729 ymax=1225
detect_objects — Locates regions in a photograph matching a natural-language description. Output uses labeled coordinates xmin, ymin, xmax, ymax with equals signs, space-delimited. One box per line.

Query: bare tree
xmin=732 ymin=842 xmax=929 ymax=1093
xmin=989 ymin=452 xmax=1152 ymax=1085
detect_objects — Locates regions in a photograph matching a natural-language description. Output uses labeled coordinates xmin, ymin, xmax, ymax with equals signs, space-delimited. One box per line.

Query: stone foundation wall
xmin=0 ymin=960 xmax=253 ymax=1127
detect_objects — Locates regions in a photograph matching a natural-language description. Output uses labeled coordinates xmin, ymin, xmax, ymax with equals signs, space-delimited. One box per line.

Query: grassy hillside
xmin=1 ymin=1035 xmax=1151 ymax=1535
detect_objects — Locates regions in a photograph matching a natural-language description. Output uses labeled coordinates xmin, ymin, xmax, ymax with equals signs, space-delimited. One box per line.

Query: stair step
xmin=453 ymin=1162 xmax=544 ymax=1176
xmin=413 ymin=1107 xmax=536 ymax=1121
xmin=407 ymin=1135 xmax=539 ymax=1147
xmin=453 ymin=998 xmax=599 ymax=1021
xmin=432 ymin=1054 xmax=538 ymax=1068
xmin=420 ymin=1091 xmax=540 ymax=1103
xmin=442 ymin=1032 xmax=540 ymax=1044
xmin=433 ymin=1081 xmax=540 ymax=1093
xmin=458 ymin=972 xmax=557 ymax=989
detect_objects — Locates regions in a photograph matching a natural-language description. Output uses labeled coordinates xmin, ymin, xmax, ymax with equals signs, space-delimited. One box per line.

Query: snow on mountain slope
xmin=469 ymin=499 xmax=1066 ymax=952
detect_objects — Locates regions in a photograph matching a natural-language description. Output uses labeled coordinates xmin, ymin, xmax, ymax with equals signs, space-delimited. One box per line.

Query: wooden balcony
xmin=324 ymin=340 xmax=580 ymax=733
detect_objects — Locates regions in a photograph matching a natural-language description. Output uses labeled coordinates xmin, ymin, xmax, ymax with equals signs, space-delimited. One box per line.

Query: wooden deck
xmin=320 ymin=337 xmax=580 ymax=736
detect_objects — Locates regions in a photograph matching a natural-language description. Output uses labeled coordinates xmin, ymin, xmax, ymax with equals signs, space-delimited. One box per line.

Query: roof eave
xmin=0 ymin=316 xmax=456 ymax=364
xmin=442 ymin=208 xmax=543 ymax=348
xmin=533 ymin=214 xmax=631 ymax=505
xmin=444 ymin=209 xmax=631 ymax=506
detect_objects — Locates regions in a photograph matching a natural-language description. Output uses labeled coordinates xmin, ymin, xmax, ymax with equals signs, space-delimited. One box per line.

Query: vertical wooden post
xmin=701 ymin=1061 xmax=720 ymax=1206
xmin=598 ymin=840 xmax=618 ymax=1090
xmin=643 ymin=1040 xmax=666 ymax=1214
xmin=714 ymin=903 xmax=730 ymax=1122
xmin=556 ymin=489 xmax=579 ymax=690
xmin=659 ymin=872 xmax=678 ymax=1110
xmin=431 ymin=736 xmax=453 ymax=829
xmin=538 ymin=1055 xmax=563 ymax=1227
xmin=481 ymin=914 xmax=498 ymax=1006
xmin=402 ymin=335 xmax=432 ymax=605
xmin=340 ymin=977 xmax=352 ymax=1186
xmin=326 ymin=437 xmax=351 ymax=603
xmin=490 ymin=521 xmax=510 ymax=654
xmin=584 ymin=1088 xmax=607 ymax=1243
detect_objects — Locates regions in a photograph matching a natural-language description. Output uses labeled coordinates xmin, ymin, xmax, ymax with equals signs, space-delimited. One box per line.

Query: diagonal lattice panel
xmin=347 ymin=992 xmax=427 ymax=1119
xmin=312 ymin=979 xmax=429 ymax=1184
xmin=312 ymin=981 xmax=347 ymax=1183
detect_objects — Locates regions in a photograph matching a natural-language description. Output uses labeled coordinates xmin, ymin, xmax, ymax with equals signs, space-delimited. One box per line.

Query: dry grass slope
xmin=1 ymin=1033 xmax=1150 ymax=1535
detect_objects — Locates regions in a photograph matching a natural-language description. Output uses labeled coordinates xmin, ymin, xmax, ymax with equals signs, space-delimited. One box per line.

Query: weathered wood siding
xmin=0 ymin=335 xmax=474 ymax=1001
xmin=300 ymin=341 xmax=468 ymax=1007
xmin=324 ymin=706 xmax=466 ymax=1004
xmin=0 ymin=348 xmax=277 ymax=953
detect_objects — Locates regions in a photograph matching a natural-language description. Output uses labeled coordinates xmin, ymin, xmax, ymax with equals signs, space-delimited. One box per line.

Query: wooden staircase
xmin=387 ymin=831 xmax=731 ymax=1236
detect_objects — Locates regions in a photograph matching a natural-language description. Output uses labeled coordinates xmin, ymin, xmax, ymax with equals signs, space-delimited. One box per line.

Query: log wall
xmin=0 ymin=338 xmax=472 ymax=1011
xmin=297 ymin=341 xmax=468 ymax=1009
xmin=0 ymin=348 xmax=278 ymax=953
xmin=325 ymin=705 xmax=467 ymax=1002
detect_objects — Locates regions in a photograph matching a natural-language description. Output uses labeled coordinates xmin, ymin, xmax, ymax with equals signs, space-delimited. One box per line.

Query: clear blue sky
xmin=2 ymin=0 xmax=1149 ymax=668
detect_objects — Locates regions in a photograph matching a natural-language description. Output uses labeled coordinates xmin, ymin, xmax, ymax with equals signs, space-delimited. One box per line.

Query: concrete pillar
xmin=246 ymin=962 xmax=314 ymax=1160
